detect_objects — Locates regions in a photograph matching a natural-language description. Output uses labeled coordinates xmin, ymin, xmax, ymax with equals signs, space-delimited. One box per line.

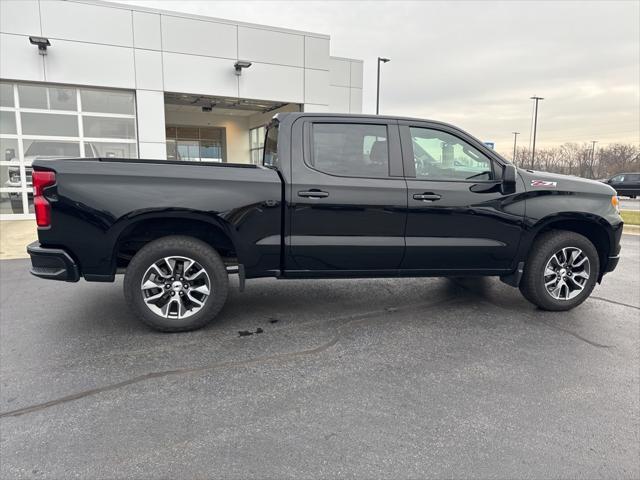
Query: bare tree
xmin=502 ymin=142 xmax=639 ymax=179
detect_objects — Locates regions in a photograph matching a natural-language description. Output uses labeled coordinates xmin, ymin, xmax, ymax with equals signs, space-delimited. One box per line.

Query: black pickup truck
xmin=27 ymin=113 xmax=623 ymax=331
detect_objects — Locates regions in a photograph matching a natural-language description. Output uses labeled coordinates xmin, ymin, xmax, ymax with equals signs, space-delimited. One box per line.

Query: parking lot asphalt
xmin=0 ymin=235 xmax=638 ymax=479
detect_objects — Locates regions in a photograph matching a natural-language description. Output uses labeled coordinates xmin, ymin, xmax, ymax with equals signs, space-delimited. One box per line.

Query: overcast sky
xmin=121 ymin=0 xmax=639 ymax=153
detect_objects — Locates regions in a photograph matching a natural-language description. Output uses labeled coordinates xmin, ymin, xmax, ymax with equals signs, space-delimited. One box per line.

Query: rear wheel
xmin=519 ymin=230 xmax=599 ymax=311
xmin=124 ymin=236 xmax=228 ymax=332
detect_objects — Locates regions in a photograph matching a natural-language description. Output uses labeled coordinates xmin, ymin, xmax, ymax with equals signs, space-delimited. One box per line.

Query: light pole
xmin=512 ymin=132 xmax=520 ymax=164
xmin=530 ymin=95 xmax=544 ymax=169
xmin=376 ymin=57 xmax=390 ymax=115
xmin=590 ymin=140 xmax=598 ymax=178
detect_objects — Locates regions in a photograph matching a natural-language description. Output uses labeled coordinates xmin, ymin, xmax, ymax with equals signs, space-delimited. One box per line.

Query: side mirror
xmin=501 ymin=164 xmax=517 ymax=194
xmin=5 ymin=148 xmax=15 ymax=161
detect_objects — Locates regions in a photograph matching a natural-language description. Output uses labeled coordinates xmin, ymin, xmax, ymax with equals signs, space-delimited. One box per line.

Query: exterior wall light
xmin=29 ymin=36 xmax=51 ymax=55
xmin=234 ymin=61 xmax=252 ymax=76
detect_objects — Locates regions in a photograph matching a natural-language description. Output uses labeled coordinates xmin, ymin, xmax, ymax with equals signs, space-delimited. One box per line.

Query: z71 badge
xmin=531 ymin=180 xmax=557 ymax=187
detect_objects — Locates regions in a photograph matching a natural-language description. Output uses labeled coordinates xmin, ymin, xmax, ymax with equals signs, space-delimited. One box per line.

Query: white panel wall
xmin=329 ymin=86 xmax=350 ymax=113
xmin=350 ymin=88 xmax=363 ymax=113
xmin=329 ymin=57 xmax=363 ymax=113
xmin=305 ymin=69 xmax=329 ymax=105
xmin=239 ymin=27 xmax=303 ymax=67
xmin=162 ymin=52 xmax=238 ymax=97
xmin=135 ymin=49 xmax=164 ymax=91
xmin=303 ymin=36 xmax=330 ymax=111
xmin=240 ymin=63 xmax=303 ymax=103
xmin=133 ymin=11 xmax=162 ymax=50
xmin=350 ymin=61 xmax=363 ymax=89
xmin=329 ymin=58 xmax=351 ymax=87
xmin=161 ymin=15 xmax=237 ymax=59
xmin=45 ymin=40 xmax=135 ymax=89
xmin=305 ymin=37 xmax=330 ymax=71
xmin=0 ymin=0 xmax=41 ymax=36
xmin=0 ymin=33 xmax=45 ymax=82
xmin=40 ymin=0 xmax=133 ymax=47
xmin=139 ymin=142 xmax=167 ymax=160
xmin=136 ymin=91 xmax=166 ymax=143
xmin=304 ymin=104 xmax=330 ymax=113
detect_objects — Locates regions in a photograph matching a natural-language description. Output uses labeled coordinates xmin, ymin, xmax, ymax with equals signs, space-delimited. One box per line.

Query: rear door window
xmin=309 ymin=123 xmax=389 ymax=178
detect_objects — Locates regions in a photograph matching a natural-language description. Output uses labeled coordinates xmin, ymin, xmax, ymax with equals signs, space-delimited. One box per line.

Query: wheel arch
xmin=110 ymin=211 xmax=240 ymax=273
xmin=520 ymin=213 xmax=613 ymax=280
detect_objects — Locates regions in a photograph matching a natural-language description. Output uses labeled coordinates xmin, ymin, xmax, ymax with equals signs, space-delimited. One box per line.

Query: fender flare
xmin=515 ymin=212 xmax=615 ymax=274
xmin=107 ymin=209 xmax=243 ymax=272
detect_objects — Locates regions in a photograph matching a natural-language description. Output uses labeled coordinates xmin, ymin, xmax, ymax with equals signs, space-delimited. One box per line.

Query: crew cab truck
xmin=27 ymin=113 xmax=623 ymax=332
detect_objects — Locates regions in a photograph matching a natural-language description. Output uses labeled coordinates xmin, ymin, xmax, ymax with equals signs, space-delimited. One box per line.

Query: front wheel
xmin=519 ymin=230 xmax=599 ymax=311
xmin=124 ymin=236 xmax=229 ymax=332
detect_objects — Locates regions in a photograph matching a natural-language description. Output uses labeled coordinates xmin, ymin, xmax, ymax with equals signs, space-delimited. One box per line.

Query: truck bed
xmin=33 ymin=157 xmax=283 ymax=280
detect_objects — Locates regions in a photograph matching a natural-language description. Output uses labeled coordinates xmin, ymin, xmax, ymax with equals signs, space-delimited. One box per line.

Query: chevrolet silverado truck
xmin=27 ymin=113 xmax=623 ymax=331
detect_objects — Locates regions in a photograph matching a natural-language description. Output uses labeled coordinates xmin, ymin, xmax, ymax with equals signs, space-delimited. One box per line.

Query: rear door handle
xmin=413 ymin=193 xmax=441 ymax=201
xmin=298 ymin=190 xmax=329 ymax=199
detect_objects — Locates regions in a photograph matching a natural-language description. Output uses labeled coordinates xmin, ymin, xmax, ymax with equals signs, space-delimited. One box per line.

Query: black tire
xmin=519 ymin=230 xmax=599 ymax=311
xmin=124 ymin=236 xmax=228 ymax=332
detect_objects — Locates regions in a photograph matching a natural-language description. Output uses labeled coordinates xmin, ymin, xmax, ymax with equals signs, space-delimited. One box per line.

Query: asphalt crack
xmin=0 ymin=297 xmax=455 ymax=419
xmin=591 ymin=296 xmax=640 ymax=310
xmin=449 ymin=279 xmax=616 ymax=349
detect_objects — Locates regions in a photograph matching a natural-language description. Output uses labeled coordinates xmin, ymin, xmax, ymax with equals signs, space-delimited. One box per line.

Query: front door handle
xmin=298 ymin=190 xmax=329 ymax=199
xmin=413 ymin=193 xmax=441 ymax=201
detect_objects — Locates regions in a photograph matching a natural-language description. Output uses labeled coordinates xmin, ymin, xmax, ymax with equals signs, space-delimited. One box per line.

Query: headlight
xmin=611 ymin=195 xmax=620 ymax=214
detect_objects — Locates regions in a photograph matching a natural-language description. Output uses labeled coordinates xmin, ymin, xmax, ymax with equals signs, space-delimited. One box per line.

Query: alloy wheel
xmin=543 ymin=247 xmax=590 ymax=301
xmin=140 ymin=256 xmax=211 ymax=319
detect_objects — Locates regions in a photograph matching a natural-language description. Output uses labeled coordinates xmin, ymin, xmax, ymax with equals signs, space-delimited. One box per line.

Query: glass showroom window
xmin=165 ymin=126 xmax=226 ymax=162
xmin=249 ymin=126 xmax=266 ymax=164
xmin=0 ymin=81 xmax=137 ymax=218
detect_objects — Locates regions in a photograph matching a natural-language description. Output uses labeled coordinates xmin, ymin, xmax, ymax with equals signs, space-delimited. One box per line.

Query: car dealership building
xmin=0 ymin=0 xmax=364 ymax=219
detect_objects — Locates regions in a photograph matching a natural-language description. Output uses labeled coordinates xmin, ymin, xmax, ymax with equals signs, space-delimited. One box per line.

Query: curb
xmin=623 ymin=224 xmax=640 ymax=236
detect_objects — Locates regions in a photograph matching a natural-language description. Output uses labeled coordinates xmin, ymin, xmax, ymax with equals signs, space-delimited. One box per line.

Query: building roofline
xmin=330 ymin=56 xmax=364 ymax=63
xmin=70 ymin=0 xmax=331 ymax=39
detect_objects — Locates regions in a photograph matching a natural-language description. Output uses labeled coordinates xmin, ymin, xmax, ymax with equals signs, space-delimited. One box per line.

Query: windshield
xmin=263 ymin=123 xmax=279 ymax=168
xmin=25 ymin=141 xmax=80 ymax=157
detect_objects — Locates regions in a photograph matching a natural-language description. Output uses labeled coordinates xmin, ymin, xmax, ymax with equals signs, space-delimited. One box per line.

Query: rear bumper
xmin=27 ymin=241 xmax=80 ymax=282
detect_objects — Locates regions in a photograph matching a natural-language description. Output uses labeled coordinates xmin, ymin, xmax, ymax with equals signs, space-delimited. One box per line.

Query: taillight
xmin=32 ymin=170 xmax=56 ymax=227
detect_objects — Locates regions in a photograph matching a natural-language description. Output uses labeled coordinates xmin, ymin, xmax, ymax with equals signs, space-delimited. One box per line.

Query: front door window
xmin=409 ymin=127 xmax=494 ymax=181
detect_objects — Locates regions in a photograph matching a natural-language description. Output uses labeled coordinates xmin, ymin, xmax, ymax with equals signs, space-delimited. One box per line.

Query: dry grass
xmin=621 ymin=210 xmax=640 ymax=226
